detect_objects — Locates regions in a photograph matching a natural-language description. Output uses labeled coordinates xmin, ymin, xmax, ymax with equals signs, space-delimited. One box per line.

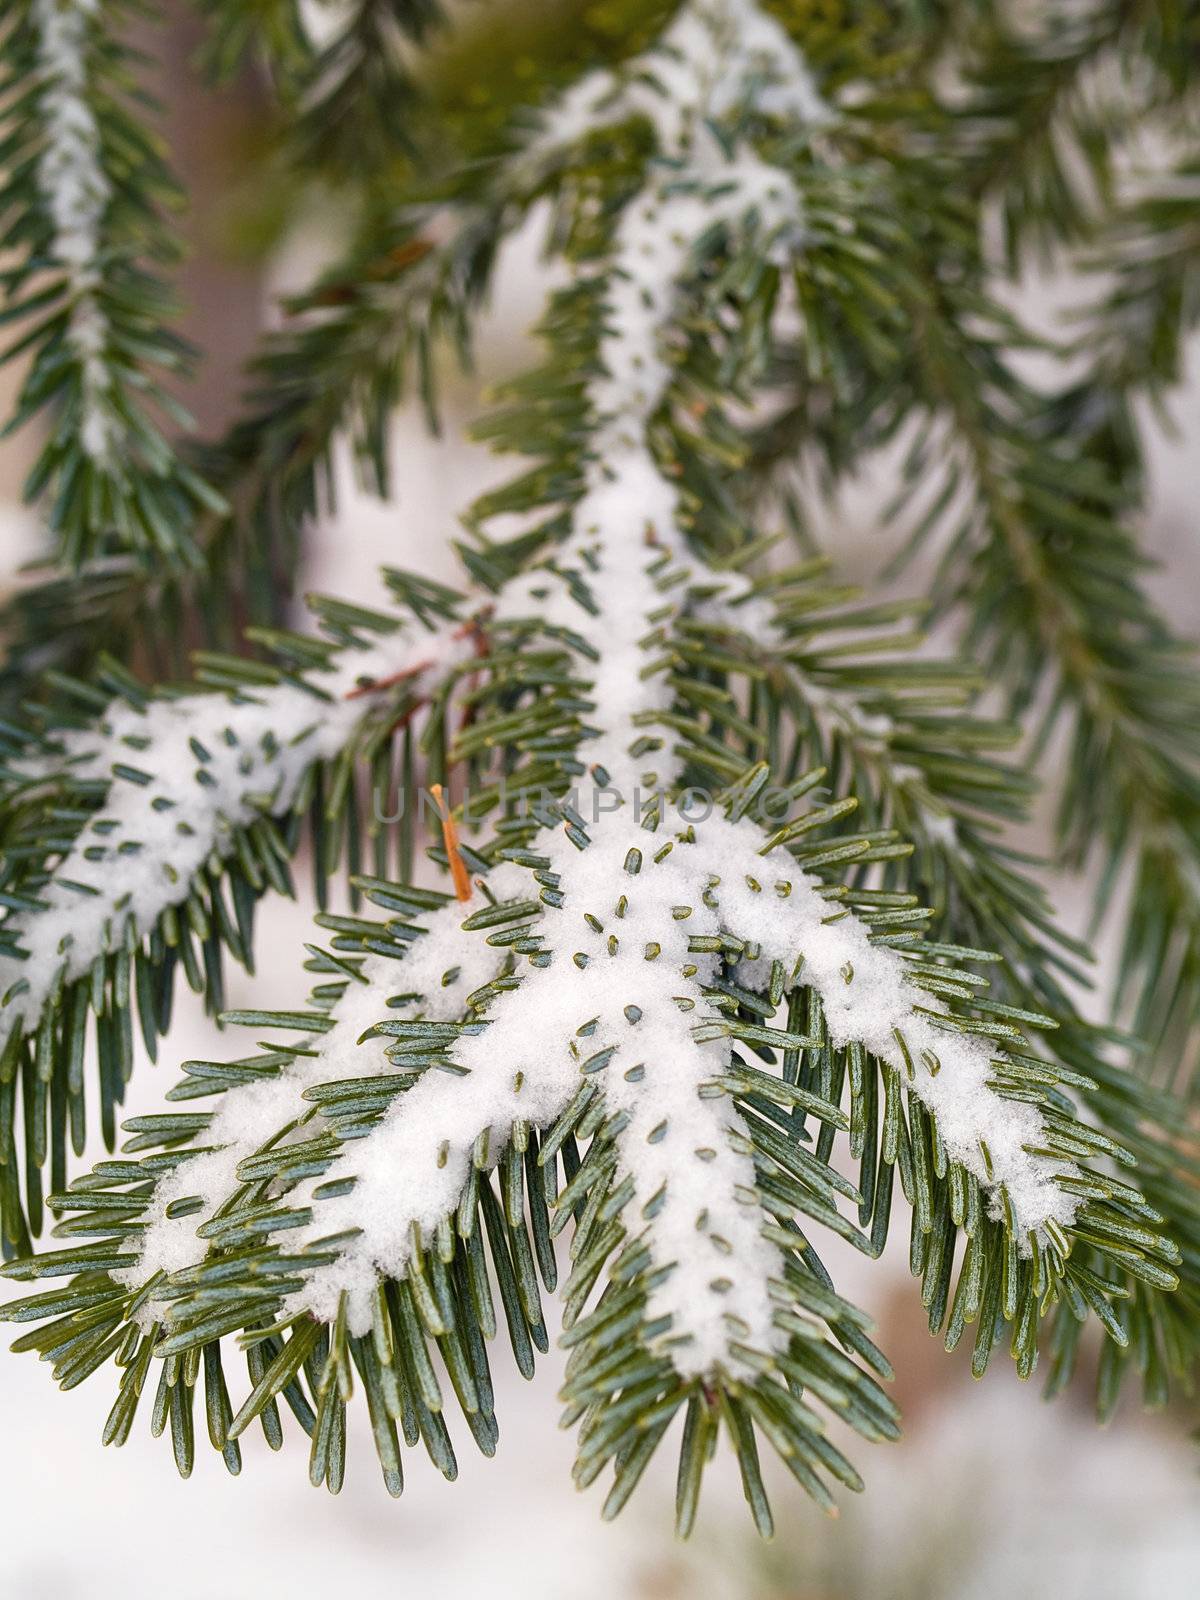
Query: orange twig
xmin=430 ymin=783 xmax=472 ymax=903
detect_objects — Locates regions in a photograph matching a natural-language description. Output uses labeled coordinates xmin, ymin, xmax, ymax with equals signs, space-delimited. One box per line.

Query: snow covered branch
xmin=111 ymin=1 xmax=1082 ymax=1380
xmin=0 ymin=617 xmax=475 ymax=1038
xmin=126 ymin=868 xmax=527 ymax=1290
xmin=0 ymin=0 xmax=1182 ymax=1529
xmin=32 ymin=0 xmax=112 ymax=459
xmin=0 ymin=0 xmax=222 ymax=562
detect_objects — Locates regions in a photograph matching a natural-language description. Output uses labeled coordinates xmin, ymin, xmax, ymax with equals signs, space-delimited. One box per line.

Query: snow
xmin=32 ymin=0 xmax=114 ymax=461
xmin=0 ymin=621 xmax=473 ymax=1034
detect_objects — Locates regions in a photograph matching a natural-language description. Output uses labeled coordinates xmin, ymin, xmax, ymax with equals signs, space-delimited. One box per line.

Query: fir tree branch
xmin=887 ymin=283 xmax=1200 ymax=1092
xmin=0 ymin=596 xmax=480 ymax=1251
xmin=0 ymin=2 xmax=487 ymax=699
xmin=1068 ymin=150 xmax=1200 ymax=456
xmin=953 ymin=4 xmax=1130 ymax=265
xmin=0 ymin=0 xmax=1187 ymax=1529
xmin=285 ymin=0 xmax=448 ymax=176
xmin=0 ymin=0 xmax=225 ymax=567
xmin=902 ymin=808 xmax=1200 ymax=1413
xmin=934 ymin=1 xmax=1200 ymax=267
xmin=193 ymin=0 xmax=450 ymax=175
xmin=190 ymin=0 xmax=310 ymax=87
xmin=0 ymin=201 xmax=513 ymax=705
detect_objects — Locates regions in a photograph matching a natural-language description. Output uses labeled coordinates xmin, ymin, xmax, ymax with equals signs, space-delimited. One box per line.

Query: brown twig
xmin=453 ymin=608 xmax=493 ymax=654
xmin=308 ymin=239 xmax=435 ymax=307
xmin=343 ymin=660 xmax=432 ymax=700
xmin=386 ymin=696 xmax=430 ymax=738
xmin=451 ymin=609 xmax=493 ymax=735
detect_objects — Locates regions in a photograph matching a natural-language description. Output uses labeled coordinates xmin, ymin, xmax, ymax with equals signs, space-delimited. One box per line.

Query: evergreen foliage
xmin=0 ymin=0 xmax=1197 ymax=1533
xmin=0 ymin=0 xmax=223 ymax=566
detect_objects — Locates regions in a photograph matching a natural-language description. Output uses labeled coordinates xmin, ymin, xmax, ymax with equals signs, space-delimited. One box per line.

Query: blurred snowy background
xmin=1 ymin=5 xmax=1198 ymax=1596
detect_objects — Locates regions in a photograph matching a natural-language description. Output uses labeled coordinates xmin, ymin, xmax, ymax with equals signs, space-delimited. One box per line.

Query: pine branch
xmin=286 ymin=0 xmax=447 ymax=176
xmin=941 ymin=1 xmax=1200 ymax=267
xmin=865 ymin=763 xmax=1200 ymax=1412
xmin=879 ymin=278 xmax=1200 ymax=1092
xmin=953 ymin=5 xmax=1129 ymax=265
xmin=0 ymin=0 xmax=224 ymax=567
xmin=696 ymin=43 xmax=1200 ymax=1095
xmin=0 ymin=2 xmax=478 ymax=699
xmin=0 ymin=592 xmax=480 ymax=1251
xmin=0 ymin=201 xmax=513 ymax=705
xmin=193 ymin=0 xmax=450 ymax=176
xmin=1068 ymin=150 xmax=1200 ymax=452
xmin=0 ymin=0 xmax=1187 ymax=1529
xmin=190 ymin=0 xmax=310 ymax=87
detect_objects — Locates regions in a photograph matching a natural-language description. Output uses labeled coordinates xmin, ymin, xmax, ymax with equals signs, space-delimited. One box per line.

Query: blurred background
xmin=1 ymin=4 xmax=1198 ymax=1595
